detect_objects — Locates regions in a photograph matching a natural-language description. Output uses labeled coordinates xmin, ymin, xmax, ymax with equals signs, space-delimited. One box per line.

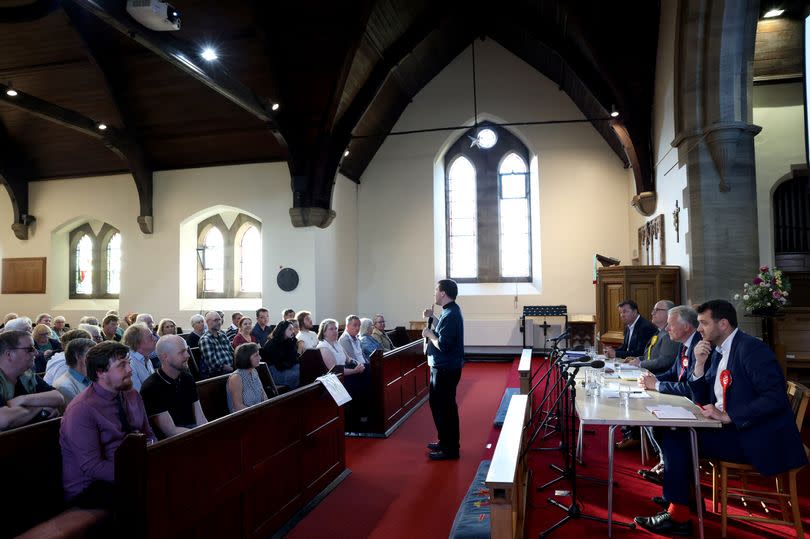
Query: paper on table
xmin=645 ymin=404 xmax=697 ymax=420
xmin=629 ymin=391 xmax=651 ymax=399
xmin=619 ymin=370 xmax=641 ymax=380
xmin=317 ymin=373 xmax=352 ymax=406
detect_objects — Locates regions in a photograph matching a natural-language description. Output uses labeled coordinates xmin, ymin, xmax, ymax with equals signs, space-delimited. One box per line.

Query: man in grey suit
xmin=625 ymin=300 xmax=680 ymax=375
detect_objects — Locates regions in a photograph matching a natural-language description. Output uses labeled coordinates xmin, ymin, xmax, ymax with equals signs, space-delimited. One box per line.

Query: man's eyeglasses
xmin=11 ymin=346 xmax=36 ymax=353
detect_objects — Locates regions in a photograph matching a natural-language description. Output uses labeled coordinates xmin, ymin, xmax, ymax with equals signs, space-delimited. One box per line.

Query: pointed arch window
xmin=196 ymin=213 xmax=262 ymax=298
xmin=444 ymin=123 xmax=532 ymax=282
xmin=69 ymin=223 xmax=121 ymax=299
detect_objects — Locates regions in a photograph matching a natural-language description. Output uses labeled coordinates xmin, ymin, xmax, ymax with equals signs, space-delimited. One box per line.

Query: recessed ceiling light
xmin=97 ymin=123 xmax=108 ymax=131
xmin=201 ymin=47 xmax=218 ymax=61
xmin=5 ymin=88 xmax=17 ymax=97
xmin=763 ymin=8 xmax=784 ymax=18
xmin=343 ymin=149 xmax=350 ymax=157
xmin=271 ymin=103 xmax=280 ymax=111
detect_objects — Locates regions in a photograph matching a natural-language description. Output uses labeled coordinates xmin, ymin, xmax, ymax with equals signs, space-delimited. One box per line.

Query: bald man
xmin=139 ymin=335 xmax=207 ymax=439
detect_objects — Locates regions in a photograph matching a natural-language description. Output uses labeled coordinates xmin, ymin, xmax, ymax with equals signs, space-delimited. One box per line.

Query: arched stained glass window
xmin=239 ymin=225 xmax=261 ymax=293
xmin=75 ymin=234 xmax=94 ymax=295
xmin=499 ymin=153 xmax=530 ymax=278
xmin=203 ymin=227 xmax=225 ymax=293
xmin=447 ymin=156 xmax=478 ymax=279
xmin=105 ymin=232 xmax=122 ymax=294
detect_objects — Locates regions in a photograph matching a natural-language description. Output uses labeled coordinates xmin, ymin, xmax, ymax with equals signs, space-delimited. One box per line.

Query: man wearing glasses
xmin=0 ymin=330 xmax=65 ymax=431
xmin=370 ymin=314 xmax=395 ymax=352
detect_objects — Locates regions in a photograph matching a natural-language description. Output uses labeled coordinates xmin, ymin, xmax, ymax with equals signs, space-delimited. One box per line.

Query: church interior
xmin=1 ymin=0 xmax=809 ymax=537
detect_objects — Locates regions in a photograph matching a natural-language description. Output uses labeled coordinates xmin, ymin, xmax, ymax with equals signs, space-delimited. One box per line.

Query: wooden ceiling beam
xmin=0 ymin=0 xmax=60 ymax=23
xmin=0 ymin=121 xmax=37 ymax=240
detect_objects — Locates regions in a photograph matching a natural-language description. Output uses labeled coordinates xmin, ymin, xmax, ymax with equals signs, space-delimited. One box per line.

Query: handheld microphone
xmin=559 ymin=354 xmax=590 ymax=364
xmin=565 ymin=359 xmax=605 ymax=369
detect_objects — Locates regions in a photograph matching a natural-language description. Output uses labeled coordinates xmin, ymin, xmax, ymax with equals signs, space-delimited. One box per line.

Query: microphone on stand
xmin=563 ymin=359 xmax=605 ymax=370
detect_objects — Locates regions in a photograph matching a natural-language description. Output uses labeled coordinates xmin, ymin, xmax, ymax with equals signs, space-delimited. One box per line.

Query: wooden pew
xmin=386 ymin=326 xmax=411 ymax=348
xmin=299 ymin=348 xmax=328 ymax=385
xmin=518 ymin=348 xmax=533 ymax=395
xmin=0 ymin=418 xmax=108 ymax=538
xmin=115 ymin=380 xmax=347 ymax=538
xmin=196 ymin=362 xmax=279 ymax=421
xmin=485 ymin=394 xmax=529 ymax=539
xmin=351 ymin=339 xmax=429 ymax=437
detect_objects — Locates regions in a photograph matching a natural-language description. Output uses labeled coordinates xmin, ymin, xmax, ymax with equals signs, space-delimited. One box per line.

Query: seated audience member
xmin=227 ymin=343 xmax=269 ymax=412
xmin=0 ymin=330 xmax=65 ymax=431
xmin=359 ymin=318 xmax=381 ymax=361
xmin=317 ymin=319 xmax=365 ymax=376
xmin=140 ymin=335 xmax=207 ymax=439
xmin=634 ymin=300 xmax=809 ymax=535
xmin=52 ymin=316 xmax=68 ymax=337
xmin=44 ymin=329 xmax=93 ymax=384
xmin=4 ymin=316 xmax=33 ymax=333
xmin=260 ymin=320 xmax=300 ymax=389
xmin=339 ymin=315 xmax=367 ymax=366
xmin=251 ymin=308 xmax=274 ymax=346
xmin=225 ymin=312 xmax=242 ymax=342
xmin=371 ymin=314 xmax=395 ymax=352
xmin=53 ymin=338 xmax=95 ymax=404
xmin=296 ymin=311 xmax=319 ymax=353
xmin=60 ymin=342 xmax=157 ymax=508
xmin=185 ymin=314 xmax=206 ymax=348
xmin=281 ymin=309 xmax=296 ymax=321
xmin=105 ymin=310 xmax=124 ymax=339
xmin=2 ymin=312 xmax=18 ymax=329
xmin=135 ymin=313 xmax=155 ymax=333
xmin=198 ymin=311 xmax=234 ymax=378
xmin=157 ymin=318 xmax=177 ymax=337
xmin=232 ymin=316 xmax=256 ymax=348
xmin=36 ymin=313 xmax=59 ymax=339
xmin=123 ymin=312 xmax=138 ymax=329
xmin=33 ymin=323 xmax=63 ymax=373
xmin=78 ymin=316 xmax=99 ymax=326
xmin=122 ymin=323 xmax=156 ymax=391
xmin=603 ymin=299 xmax=658 ymax=359
xmin=80 ymin=322 xmax=103 ymax=343
xmin=101 ymin=314 xmax=121 ymax=342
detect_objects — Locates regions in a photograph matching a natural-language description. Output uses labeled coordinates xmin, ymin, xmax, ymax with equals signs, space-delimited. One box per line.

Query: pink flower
xmin=760 ymin=265 xmax=769 ymax=272
xmin=753 ymin=277 xmax=763 ymax=285
xmin=772 ymin=291 xmax=781 ymax=299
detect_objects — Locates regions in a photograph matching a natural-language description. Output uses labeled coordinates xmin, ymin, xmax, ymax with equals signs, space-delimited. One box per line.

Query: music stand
xmin=521 ymin=306 xmax=569 ymax=350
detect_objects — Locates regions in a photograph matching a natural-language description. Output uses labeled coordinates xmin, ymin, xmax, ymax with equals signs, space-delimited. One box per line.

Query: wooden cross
xmin=673 ymin=200 xmax=681 ymax=243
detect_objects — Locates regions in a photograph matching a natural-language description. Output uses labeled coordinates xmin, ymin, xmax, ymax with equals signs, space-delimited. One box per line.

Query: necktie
xmin=117 ymin=394 xmax=133 ymax=434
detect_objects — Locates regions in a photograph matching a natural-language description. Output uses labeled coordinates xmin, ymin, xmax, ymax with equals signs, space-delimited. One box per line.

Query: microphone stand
xmin=539 ymin=367 xmax=634 ymax=538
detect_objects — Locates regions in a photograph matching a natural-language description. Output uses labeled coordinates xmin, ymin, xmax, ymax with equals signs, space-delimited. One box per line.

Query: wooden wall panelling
xmin=1 ymin=257 xmax=46 ymax=293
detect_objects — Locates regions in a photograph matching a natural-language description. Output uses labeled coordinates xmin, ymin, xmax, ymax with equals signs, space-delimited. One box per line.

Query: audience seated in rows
xmin=185 ymin=314 xmax=205 ymax=348
xmin=260 ymin=320 xmax=300 ymax=389
xmin=359 ymin=318 xmax=380 ymax=361
xmin=227 ymin=343 xmax=269 ymax=412
xmin=53 ymin=338 xmax=94 ymax=405
xmin=60 ymin=342 xmax=156 ymax=509
xmin=33 ymin=323 xmax=63 ymax=373
xmin=141 ymin=335 xmax=207 ymax=439
xmin=122 ymin=323 xmax=156 ymax=391
xmin=199 ymin=311 xmax=234 ymax=378
xmin=371 ymin=314 xmax=395 ymax=352
xmin=0 ymin=330 xmax=65 ymax=431
xmin=232 ymin=315 xmax=256 ymax=348
xmin=317 ymin=319 xmax=362 ymax=375
xmin=251 ymin=308 xmax=274 ymax=346
xmin=44 ymin=329 xmax=93 ymax=384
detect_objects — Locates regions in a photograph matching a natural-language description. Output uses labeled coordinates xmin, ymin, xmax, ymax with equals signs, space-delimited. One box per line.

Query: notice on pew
xmin=317 ymin=373 xmax=352 ymax=406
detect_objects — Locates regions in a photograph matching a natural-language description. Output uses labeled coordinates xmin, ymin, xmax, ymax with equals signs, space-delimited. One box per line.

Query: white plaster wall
xmin=0 ymin=163 xmax=358 ymax=327
xmin=753 ymin=82 xmax=807 ymax=265
xmin=357 ymin=40 xmax=636 ymax=332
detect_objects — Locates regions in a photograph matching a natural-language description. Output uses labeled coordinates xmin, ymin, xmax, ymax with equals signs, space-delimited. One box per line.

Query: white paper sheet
xmin=317 ymin=373 xmax=352 ymax=406
xmin=645 ymin=404 xmax=697 ymax=420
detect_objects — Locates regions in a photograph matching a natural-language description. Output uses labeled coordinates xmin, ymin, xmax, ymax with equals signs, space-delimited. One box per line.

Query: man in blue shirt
xmin=422 ymin=279 xmax=464 ymax=460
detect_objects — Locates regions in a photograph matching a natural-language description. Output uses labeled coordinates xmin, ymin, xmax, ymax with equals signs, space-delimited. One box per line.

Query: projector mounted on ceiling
xmin=126 ymin=0 xmax=181 ymax=31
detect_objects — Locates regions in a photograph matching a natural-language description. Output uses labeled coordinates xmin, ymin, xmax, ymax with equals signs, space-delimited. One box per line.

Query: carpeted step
xmin=448 ymin=460 xmax=492 ymax=539
xmin=493 ymin=387 xmax=520 ymax=427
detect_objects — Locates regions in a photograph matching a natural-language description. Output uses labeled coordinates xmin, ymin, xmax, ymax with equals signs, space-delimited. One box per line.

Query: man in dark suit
xmin=635 ymin=299 xmax=808 ymax=536
xmin=604 ymin=299 xmax=658 ymax=360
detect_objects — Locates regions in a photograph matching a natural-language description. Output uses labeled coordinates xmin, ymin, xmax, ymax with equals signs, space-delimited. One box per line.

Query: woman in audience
xmin=43 ymin=329 xmax=92 ymax=384
xmin=358 ymin=318 xmax=381 ymax=362
xmin=231 ymin=316 xmax=255 ymax=348
xmin=123 ymin=312 xmax=138 ymax=329
xmin=52 ymin=338 xmax=94 ymax=404
xmin=157 ymin=318 xmax=177 ymax=336
xmin=260 ymin=320 xmax=300 ymax=389
xmin=32 ymin=324 xmax=62 ymax=373
xmin=227 ymin=343 xmax=268 ymax=412
xmin=316 ymin=319 xmax=365 ymax=376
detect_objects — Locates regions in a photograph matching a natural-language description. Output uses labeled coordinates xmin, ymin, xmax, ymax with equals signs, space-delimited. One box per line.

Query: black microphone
xmin=565 ymin=359 xmax=605 ymax=369
xmin=559 ymin=354 xmax=590 ymax=364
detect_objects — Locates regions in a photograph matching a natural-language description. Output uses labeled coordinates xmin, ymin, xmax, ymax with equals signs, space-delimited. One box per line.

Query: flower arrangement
xmin=734 ymin=265 xmax=790 ymax=313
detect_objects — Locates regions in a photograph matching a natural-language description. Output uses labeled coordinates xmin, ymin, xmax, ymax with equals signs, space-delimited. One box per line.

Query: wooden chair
xmin=715 ymin=381 xmax=809 ymax=538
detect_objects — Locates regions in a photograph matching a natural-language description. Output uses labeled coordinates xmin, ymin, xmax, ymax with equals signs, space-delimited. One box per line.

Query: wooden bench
xmin=485 ymin=394 xmax=529 ymax=539
xmin=196 ymin=362 xmax=280 ymax=421
xmin=518 ymin=348 xmax=533 ymax=395
xmin=115 ymin=379 xmax=347 ymax=538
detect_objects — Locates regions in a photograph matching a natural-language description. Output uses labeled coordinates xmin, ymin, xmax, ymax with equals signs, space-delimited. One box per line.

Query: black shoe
xmin=428 ymin=450 xmax=459 ymax=461
xmin=427 ymin=442 xmax=441 ymax=451
xmin=634 ymin=511 xmax=692 ymax=536
xmin=638 ymin=468 xmax=664 ymax=485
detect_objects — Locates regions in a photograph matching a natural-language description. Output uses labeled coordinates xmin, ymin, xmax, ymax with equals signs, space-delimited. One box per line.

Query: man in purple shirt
xmin=60 ymin=341 xmax=156 ymax=507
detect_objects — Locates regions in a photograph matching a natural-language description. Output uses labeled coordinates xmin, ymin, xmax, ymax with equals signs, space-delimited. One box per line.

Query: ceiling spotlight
xmin=201 ymin=47 xmax=218 ymax=61
xmin=97 ymin=123 xmax=108 ymax=131
xmin=271 ymin=102 xmax=280 ymax=111
xmin=5 ymin=82 xmax=17 ymax=97
xmin=763 ymin=8 xmax=784 ymax=17
xmin=610 ymin=105 xmax=620 ymax=118
xmin=343 ymin=149 xmax=350 ymax=157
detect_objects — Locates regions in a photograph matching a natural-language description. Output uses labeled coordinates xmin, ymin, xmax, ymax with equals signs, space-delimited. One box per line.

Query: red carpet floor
xmin=286 ymin=361 xmax=513 ymax=539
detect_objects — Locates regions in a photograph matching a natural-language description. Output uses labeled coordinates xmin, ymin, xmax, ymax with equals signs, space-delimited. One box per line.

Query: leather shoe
xmin=427 ymin=442 xmax=441 ymax=451
xmin=638 ymin=468 xmax=664 ymax=485
xmin=428 ymin=450 xmax=459 ymax=461
xmin=634 ymin=511 xmax=692 ymax=536
xmin=616 ymin=437 xmax=640 ymax=450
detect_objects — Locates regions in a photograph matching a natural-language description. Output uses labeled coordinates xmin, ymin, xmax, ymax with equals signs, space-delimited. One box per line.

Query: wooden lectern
xmin=595 ymin=265 xmax=680 ymax=347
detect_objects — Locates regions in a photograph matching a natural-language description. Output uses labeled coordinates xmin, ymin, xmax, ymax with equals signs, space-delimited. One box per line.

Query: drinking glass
xmin=619 ymin=386 xmax=631 ymax=407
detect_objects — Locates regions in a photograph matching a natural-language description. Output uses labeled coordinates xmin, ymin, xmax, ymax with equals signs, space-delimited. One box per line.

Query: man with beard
xmin=295 ymin=310 xmax=319 ymax=352
xmin=60 ymin=342 xmax=156 ymax=508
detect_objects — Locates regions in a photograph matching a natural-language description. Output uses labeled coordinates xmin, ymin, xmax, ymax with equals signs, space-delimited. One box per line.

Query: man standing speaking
xmin=422 ymin=279 xmax=464 ymax=461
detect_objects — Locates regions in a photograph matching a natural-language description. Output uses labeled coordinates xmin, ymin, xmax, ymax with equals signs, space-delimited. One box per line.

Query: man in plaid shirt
xmin=198 ymin=311 xmax=233 ymax=378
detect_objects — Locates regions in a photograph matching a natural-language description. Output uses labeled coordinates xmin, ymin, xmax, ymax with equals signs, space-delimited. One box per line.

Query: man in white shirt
xmin=295 ymin=311 xmax=319 ymax=351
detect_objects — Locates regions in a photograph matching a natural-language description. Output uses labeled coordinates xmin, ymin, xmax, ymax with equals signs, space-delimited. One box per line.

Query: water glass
xmin=619 ymin=386 xmax=631 ymax=407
